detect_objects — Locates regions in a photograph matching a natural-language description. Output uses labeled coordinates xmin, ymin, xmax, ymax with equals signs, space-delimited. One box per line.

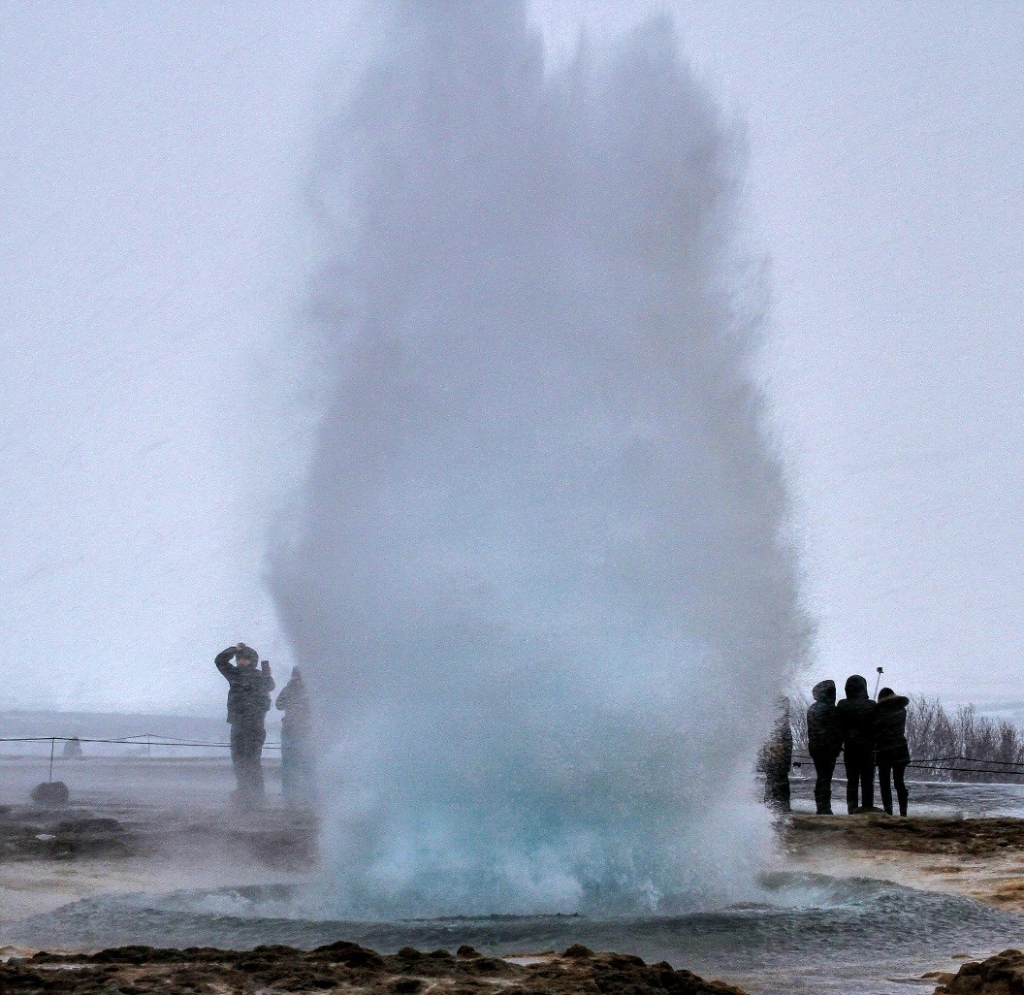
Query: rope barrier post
xmin=48 ymin=737 xmax=55 ymax=782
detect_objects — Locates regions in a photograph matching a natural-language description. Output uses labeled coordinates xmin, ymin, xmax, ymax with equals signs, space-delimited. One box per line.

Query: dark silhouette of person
xmin=807 ymin=680 xmax=842 ymax=814
xmin=62 ymin=736 xmax=84 ymax=760
xmin=276 ymin=666 xmax=314 ymax=806
xmin=875 ymin=687 xmax=910 ymax=816
xmin=837 ymin=674 xmax=877 ymax=813
xmin=215 ymin=642 xmax=274 ymax=810
xmin=758 ymin=697 xmax=793 ymax=813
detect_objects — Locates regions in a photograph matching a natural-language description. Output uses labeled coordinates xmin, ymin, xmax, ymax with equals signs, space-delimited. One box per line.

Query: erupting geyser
xmin=272 ymin=2 xmax=809 ymax=917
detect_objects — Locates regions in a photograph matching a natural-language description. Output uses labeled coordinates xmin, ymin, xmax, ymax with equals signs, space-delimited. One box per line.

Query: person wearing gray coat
xmin=758 ymin=698 xmax=793 ymax=813
xmin=276 ymin=667 xmax=315 ymax=806
xmin=215 ymin=643 xmax=275 ymax=810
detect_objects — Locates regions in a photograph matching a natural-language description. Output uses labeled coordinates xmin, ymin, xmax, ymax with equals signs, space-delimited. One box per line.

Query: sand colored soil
xmin=784 ymin=813 xmax=1024 ymax=912
xmin=0 ymin=942 xmax=747 ymax=995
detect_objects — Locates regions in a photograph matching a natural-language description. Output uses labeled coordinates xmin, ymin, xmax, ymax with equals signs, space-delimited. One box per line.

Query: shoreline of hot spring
xmin=2 ymin=798 xmax=1024 ymax=993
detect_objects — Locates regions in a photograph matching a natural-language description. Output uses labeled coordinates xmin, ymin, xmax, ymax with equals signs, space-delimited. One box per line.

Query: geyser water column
xmin=272 ymin=2 xmax=809 ymax=917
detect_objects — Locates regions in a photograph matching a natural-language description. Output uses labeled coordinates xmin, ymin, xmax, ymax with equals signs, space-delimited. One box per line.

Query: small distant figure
xmin=276 ymin=667 xmax=315 ymax=807
xmin=758 ymin=697 xmax=793 ymax=813
xmin=215 ymin=643 xmax=275 ymax=810
xmin=807 ymin=680 xmax=842 ymax=814
xmin=837 ymin=674 xmax=877 ymax=813
xmin=875 ymin=687 xmax=910 ymax=817
xmin=62 ymin=736 xmax=83 ymax=760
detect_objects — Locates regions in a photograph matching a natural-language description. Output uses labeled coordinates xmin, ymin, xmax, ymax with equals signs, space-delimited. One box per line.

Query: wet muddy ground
xmin=0 ymin=791 xmax=317 ymax=927
xmin=4 ymin=769 xmax=1024 ymax=993
xmin=0 ymin=800 xmax=316 ymax=869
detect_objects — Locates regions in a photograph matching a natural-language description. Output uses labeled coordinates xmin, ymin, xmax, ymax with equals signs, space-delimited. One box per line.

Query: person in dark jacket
xmin=215 ymin=643 xmax=275 ymax=809
xmin=758 ymin=697 xmax=793 ymax=813
xmin=276 ymin=667 xmax=314 ymax=806
xmin=874 ymin=687 xmax=910 ymax=816
xmin=837 ymin=674 xmax=877 ymax=813
xmin=807 ymin=680 xmax=842 ymax=814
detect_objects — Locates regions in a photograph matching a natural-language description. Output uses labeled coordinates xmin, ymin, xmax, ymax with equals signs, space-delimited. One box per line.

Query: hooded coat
xmin=807 ymin=680 xmax=842 ymax=758
xmin=276 ymin=669 xmax=311 ymax=736
xmin=837 ymin=675 xmax=876 ymax=753
xmin=215 ymin=648 xmax=275 ymax=726
xmin=874 ymin=690 xmax=910 ymax=762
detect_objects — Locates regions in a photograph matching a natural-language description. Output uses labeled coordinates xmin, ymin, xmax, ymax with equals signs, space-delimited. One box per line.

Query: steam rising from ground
xmin=272 ymin=2 xmax=809 ymax=917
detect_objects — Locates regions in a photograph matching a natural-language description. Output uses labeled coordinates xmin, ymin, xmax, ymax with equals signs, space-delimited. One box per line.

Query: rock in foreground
xmin=1 ymin=941 xmax=747 ymax=994
xmin=932 ymin=948 xmax=1024 ymax=993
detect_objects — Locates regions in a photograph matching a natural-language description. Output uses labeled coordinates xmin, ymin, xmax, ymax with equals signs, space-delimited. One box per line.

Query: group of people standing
xmin=214 ymin=643 xmax=315 ymax=811
xmin=214 ymin=643 xmax=912 ymax=819
xmin=807 ymin=675 xmax=911 ymax=816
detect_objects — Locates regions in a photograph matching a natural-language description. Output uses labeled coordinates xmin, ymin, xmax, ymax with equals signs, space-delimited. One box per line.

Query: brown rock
xmin=0 ymin=942 xmax=750 ymax=995
xmin=933 ymin=948 xmax=1024 ymax=993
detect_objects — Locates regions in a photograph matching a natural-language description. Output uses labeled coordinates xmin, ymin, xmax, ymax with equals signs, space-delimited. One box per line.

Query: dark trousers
xmin=844 ymin=748 xmax=875 ymax=812
xmin=230 ymin=722 xmax=266 ymax=807
xmin=877 ymin=752 xmax=909 ymax=816
xmin=810 ymin=750 xmax=838 ymax=814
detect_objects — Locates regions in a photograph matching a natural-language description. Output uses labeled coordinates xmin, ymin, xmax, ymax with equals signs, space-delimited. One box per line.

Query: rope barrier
xmin=0 ymin=735 xmax=281 ymax=750
xmin=792 ymin=753 xmax=1024 ymax=779
xmin=913 ymin=756 xmax=1024 ymax=768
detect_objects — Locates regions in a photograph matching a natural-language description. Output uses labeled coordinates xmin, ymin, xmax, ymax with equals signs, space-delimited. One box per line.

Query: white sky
xmin=0 ymin=2 xmax=1022 ymax=713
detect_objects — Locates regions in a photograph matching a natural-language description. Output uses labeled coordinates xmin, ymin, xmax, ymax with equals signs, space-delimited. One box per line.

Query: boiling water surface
xmin=9 ymin=872 xmax=1024 ymax=995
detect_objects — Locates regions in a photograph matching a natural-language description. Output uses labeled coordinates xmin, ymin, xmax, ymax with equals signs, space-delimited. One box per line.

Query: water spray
xmin=272 ymin=3 xmax=810 ymax=917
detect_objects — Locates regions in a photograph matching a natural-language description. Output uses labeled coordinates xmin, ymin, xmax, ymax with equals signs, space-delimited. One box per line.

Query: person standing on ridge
xmin=806 ymin=679 xmax=842 ymax=814
xmin=874 ymin=687 xmax=911 ymax=816
xmin=215 ymin=643 xmax=274 ymax=810
xmin=837 ymin=674 xmax=877 ymax=813
xmin=276 ymin=666 xmax=314 ymax=807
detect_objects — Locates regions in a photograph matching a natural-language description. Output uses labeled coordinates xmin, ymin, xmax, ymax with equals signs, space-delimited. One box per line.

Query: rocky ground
xmin=0 ymin=941 xmax=745 ymax=994
xmin=927 ymin=947 xmax=1024 ymax=994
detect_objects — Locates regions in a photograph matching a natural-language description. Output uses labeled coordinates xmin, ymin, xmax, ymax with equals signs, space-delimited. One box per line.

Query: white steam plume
xmin=272 ymin=1 xmax=810 ymax=917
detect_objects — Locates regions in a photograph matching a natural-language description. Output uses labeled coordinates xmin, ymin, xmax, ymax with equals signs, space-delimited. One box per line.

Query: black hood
xmin=812 ymin=680 xmax=836 ymax=704
xmin=845 ymin=674 xmax=869 ymax=699
xmin=877 ymin=692 xmax=910 ymax=710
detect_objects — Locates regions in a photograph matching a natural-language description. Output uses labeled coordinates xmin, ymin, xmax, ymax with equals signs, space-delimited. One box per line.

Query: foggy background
xmin=1 ymin=1 xmax=1022 ymax=715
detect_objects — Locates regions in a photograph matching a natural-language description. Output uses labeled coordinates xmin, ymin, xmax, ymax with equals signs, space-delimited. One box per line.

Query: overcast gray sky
xmin=1 ymin=2 xmax=1022 ymax=713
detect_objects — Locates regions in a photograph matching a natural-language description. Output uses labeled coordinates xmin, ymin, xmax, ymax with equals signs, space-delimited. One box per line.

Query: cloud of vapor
xmin=272 ymin=0 xmax=810 ymax=916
